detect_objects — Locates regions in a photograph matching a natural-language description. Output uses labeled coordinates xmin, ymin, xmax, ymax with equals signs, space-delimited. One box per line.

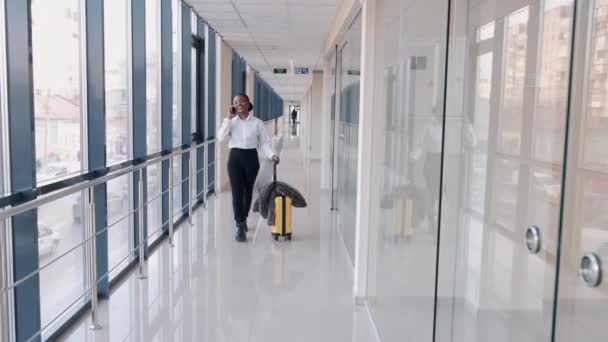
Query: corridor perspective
xmin=58 ymin=138 xmax=378 ymax=342
xmin=0 ymin=0 xmax=608 ymax=341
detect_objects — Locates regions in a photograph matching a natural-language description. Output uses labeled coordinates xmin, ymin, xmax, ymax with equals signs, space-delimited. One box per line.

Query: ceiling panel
xmin=187 ymin=0 xmax=340 ymax=101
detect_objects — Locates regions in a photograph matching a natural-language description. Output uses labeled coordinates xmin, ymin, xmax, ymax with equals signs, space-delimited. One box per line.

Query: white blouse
xmin=217 ymin=114 xmax=275 ymax=159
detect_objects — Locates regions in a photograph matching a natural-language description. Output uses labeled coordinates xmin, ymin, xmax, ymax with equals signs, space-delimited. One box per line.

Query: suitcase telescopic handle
xmin=273 ymin=161 xmax=278 ymax=183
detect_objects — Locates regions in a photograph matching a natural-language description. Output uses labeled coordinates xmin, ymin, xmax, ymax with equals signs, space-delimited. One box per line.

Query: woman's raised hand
xmin=227 ymin=106 xmax=236 ymax=119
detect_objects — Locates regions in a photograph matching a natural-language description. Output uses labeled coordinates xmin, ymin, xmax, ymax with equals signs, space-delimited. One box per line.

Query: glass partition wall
xmin=364 ymin=0 xmax=450 ymax=340
xmin=359 ymin=0 xmax=608 ymax=341
xmin=335 ymin=13 xmax=362 ymax=264
xmin=553 ymin=1 xmax=608 ymax=341
xmin=436 ymin=0 xmax=576 ymax=341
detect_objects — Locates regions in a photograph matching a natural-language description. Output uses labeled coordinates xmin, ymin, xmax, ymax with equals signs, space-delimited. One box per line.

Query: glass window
xmin=30 ymin=0 xmax=86 ymax=334
xmin=146 ymin=0 xmax=161 ymax=155
xmin=191 ymin=14 xmax=197 ymax=136
xmin=38 ymin=192 xmax=85 ymax=333
xmin=107 ymin=174 xmax=133 ymax=280
xmin=191 ymin=49 xmax=197 ymax=135
xmin=147 ymin=163 xmax=162 ymax=246
xmin=190 ymin=16 xmax=198 ymax=204
xmin=190 ymin=150 xmax=196 ymax=203
xmin=172 ymin=0 xmax=182 ymax=147
xmin=104 ymin=0 xmax=132 ymax=281
xmin=32 ymin=0 xmax=83 ymax=185
xmin=172 ymin=156 xmax=182 ymax=218
xmin=105 ymin=0 xmax=131 ymax=165
xmin=207 ymin=29 xmax=216 ymax=140
xmin=171 ymin=2 xmax=183 ymax=223
xmin=208 ymin=141 xmax=215 ymax=192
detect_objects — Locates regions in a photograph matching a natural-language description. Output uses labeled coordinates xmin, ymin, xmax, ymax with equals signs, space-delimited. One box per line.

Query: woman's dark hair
xmin=234 ymin=93 xmax=254 ymax=111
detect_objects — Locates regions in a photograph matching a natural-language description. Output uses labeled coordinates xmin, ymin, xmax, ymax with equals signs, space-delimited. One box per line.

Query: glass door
xmin=554 ymin=1 xmax=608 ymax=341
xmin=436 ymin=0 xmax=576 ymax=341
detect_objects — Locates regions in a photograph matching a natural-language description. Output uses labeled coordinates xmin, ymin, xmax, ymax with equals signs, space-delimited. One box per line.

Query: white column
xmin=353 ymin=0 xmax=377 ymax=300
xmin=215 ymin=38 xmax=233 ymax=193
xmin=320 ymin=58 xmax=332 ymax=189
xmin=309 ymin=71 xmax=324 ymax=161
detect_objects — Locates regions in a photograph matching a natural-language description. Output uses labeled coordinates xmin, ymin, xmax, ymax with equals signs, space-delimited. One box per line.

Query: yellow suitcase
xmin=393 ymin=198 xmax=414 ymax=238
xmin=272 ymin=194 xmax=293 ymax=241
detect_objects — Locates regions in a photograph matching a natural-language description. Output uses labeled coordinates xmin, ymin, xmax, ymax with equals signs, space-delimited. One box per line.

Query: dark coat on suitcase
xmin=252 ymin=181 xmax=307 ymax=226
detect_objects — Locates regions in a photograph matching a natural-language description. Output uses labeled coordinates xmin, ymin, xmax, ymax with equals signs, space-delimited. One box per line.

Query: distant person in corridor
xmin=291 ymin=109 xmax=298 ymax=125
xmin=218 ymin=94 xmax=280 ymax=242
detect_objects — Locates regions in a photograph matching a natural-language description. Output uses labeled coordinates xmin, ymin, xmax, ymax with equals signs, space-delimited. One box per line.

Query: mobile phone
xmin=230 ymin=106 xmax=236 ymax=114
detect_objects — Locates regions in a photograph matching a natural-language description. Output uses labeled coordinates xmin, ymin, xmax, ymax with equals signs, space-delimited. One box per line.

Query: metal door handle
xmin=579 ymin=253 xmax=602 ymax=288
xmin=525 ymin=225 xmax=541 ymax=254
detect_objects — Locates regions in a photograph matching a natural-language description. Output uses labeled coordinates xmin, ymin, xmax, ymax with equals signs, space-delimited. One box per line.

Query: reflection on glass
xmin=469 ymin=51 xmax=492 ymax=213
xmin=577 ymin=175 xmax=608 ymax=255
xmin=583 ymin=0 xmax=608 ymax=173
xmin=32 ymin=0 xmax=83 ymax=184
xmin=365 ymin=0 xmax=449 ymax=341
xmin=533 ymin=1 xmax=572 ymax=163
xmin=477 ymin=21 xmax=496 ymax=42
xmin=105 ymin=0 xmax=130 ymax=165
xmin=38 ymin=192 xmax=85 ymax=331
xmin=491 ymin=158 xmax=519 ymax=230
xmin=107 ymin=174 xmax=132 ymax=279
xmin=146 ymin=0 xmax=161 ymax=155
xmin=498 ymin=7 xmax=529 ymax=156
xmin=528 ymin=166 xmax=562 ymax=251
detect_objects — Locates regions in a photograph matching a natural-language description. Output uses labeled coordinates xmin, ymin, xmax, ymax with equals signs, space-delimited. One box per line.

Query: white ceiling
xmin=187 ymin=0 xmax=341 ymax=102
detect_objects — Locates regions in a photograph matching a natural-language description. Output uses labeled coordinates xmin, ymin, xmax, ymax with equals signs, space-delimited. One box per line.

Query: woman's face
xmin=233 ymin=96 xmax=250 ymax=115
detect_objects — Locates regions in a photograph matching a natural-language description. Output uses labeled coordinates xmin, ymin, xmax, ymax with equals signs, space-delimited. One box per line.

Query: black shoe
xmin=235 ymin=228 xmax=246 ymax=242
xmin=237 ymin=221 xmax=249 ymax=232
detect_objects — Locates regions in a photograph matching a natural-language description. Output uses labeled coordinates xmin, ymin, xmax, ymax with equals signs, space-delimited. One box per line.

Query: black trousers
xmin=227 ymin=148 xmax=260 ymax=224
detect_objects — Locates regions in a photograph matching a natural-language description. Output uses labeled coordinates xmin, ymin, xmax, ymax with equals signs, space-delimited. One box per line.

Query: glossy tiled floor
xmin=58 ymin=138 xmax=379 ymax=342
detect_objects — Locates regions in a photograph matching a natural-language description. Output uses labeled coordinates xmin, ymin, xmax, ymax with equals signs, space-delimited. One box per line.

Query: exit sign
xmin=274 ymin=68 xmax=287 ymax=74
xmin=294 ymin=67 xmax=309 ymax=75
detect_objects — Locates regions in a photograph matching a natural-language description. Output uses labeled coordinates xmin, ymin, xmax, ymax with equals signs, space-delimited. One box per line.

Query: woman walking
xmin=218 ymin=94 xmax=280 ymax=242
